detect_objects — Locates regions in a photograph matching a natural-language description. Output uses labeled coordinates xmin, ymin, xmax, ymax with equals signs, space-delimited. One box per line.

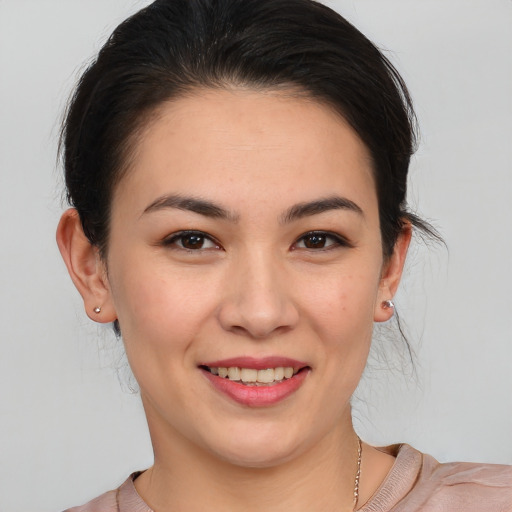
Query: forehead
xmin=113 ymin=88 xmax=377 ymax=219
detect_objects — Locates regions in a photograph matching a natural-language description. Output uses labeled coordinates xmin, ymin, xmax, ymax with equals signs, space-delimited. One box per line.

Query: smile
xmin=204 ymin=366 xmax=299 ymax=385
xmin=200 ymin=359 xmax=310 ymax=407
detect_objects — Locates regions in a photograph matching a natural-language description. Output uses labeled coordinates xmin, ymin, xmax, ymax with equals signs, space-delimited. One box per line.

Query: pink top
xmin=64 ymin=444 xmax=512 ymax=511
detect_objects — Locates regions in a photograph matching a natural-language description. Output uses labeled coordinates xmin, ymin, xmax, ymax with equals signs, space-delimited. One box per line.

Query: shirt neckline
xmin=120 ymin=444 xmax=424 ymax=512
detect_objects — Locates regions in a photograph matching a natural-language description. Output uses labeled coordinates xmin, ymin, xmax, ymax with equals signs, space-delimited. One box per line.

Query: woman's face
xmin=102 ymin=89 xmax=402 ymax=467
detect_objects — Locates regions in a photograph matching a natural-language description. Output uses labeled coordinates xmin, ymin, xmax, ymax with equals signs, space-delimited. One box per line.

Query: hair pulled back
xmin=61 ymin=0 xmax=429 ymax=260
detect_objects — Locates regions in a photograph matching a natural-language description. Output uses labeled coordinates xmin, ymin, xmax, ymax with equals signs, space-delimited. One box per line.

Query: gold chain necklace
xmin=352 ymin=436 xmax=362 ymax=511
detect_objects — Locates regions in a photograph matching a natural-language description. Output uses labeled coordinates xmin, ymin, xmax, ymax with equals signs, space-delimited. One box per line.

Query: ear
xmin=374 ymin=222 xmax=412 ymax=322
xmin=56 ymin=208 xmax=117 ymax=323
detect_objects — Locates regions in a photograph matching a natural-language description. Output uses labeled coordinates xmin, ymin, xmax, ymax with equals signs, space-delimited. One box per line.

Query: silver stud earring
xmin=93 ymin=306 xmax=102 ymax=314
xmin=382 ymin=299 xmax=395 ymax=309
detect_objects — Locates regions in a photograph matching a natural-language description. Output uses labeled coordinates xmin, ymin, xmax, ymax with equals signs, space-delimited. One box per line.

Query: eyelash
xmin=162 ymin=231 xmax=221 ymax=251
xmin=293 ymin=231 xmax=352 ymax=251
xmin=161 ymin=229 xmax=351 ymax=253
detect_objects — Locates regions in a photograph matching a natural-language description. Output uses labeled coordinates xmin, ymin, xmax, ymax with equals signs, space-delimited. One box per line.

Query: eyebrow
xmin=142 ymin=194 xmax=363 ymax=223
xmin=142 ymin=194 xmax=240 ymax=222
xmin=280 ymin=196 xmax=364 ymax=224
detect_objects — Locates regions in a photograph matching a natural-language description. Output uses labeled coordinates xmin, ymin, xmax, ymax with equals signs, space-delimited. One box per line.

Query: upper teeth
xmin=210 ymin=366 xmax=296 ymax=384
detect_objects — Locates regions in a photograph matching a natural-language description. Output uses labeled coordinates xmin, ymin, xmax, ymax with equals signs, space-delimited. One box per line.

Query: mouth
xmin=200 ymin=365 xmax=305 ymax=386
xmin=199 ymin=358 xmax=310 ymax=407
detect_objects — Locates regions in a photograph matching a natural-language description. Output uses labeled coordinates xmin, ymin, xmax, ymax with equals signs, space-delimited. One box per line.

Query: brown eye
xmin=181 ymin=233 xmax=206 ymax=249
xmin=163 ymin=231 xmax=219 ymax=251
xmin=303 ymin=233 xmax=327 ymax=248
xmin=294 ymin=231 xmax=349 ymax=251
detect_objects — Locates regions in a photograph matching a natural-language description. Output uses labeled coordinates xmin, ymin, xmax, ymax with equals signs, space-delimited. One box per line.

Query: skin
xmin=57 ymin=89 xmax=411 ymax=511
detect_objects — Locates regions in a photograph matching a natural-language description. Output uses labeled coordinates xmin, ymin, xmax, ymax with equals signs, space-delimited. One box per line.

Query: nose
xmin=217 ymin=250 xmax=300 ymax=339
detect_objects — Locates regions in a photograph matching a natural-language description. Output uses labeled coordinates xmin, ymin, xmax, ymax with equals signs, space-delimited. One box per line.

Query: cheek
xmin=107 ymin=265 xmax=223 ymax=414
xmin=107 ymin=258 xmax=216 ymax=361
xmin=301 ymin=261 xmax=381 ymax=337
xmin=299 ymin=258 xmax=380 ymax=397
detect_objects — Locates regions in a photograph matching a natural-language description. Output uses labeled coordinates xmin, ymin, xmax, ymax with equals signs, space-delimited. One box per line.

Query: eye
xmin=293 ymin=231 xmax=349 ymax=250
xmin=163 ymin=231 xmax=220 ymax=251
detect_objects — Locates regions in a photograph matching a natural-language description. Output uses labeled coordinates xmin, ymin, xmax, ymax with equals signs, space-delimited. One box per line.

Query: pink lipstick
xmin=199 ymin=357 xmax=310 ymax=407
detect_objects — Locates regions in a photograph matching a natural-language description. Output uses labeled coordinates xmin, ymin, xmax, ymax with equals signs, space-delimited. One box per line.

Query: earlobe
xmin=374 ymin=222 xmax=412 ymax=323
xmin=56 ymin=208 xmax=117 ymax=323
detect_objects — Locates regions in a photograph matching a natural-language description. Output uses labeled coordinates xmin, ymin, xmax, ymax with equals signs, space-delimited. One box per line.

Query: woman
xmin=54 ymin=0 xmax=511 ymax=510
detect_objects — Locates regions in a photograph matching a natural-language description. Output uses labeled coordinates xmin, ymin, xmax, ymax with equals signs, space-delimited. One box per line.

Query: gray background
xmin=0 ymin=1 xmax=511 ymax=510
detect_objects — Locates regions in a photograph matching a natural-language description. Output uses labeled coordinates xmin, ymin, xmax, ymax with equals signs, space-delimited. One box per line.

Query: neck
xmin=136 ymin=404 xmax=360 ymax=512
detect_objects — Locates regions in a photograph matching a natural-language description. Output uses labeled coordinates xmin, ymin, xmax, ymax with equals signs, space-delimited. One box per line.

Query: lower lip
xmin=202 ymin=368 xmax=310 ymax=407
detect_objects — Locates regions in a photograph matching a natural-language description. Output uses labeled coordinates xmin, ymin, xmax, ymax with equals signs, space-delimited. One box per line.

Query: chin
xmin=215 ymin=443 xmax=300 ymax=469
xmin=204 ymin=422 xmax=312 ymax=469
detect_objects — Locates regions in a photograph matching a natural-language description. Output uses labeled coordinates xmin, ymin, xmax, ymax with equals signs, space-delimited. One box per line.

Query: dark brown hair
xmin=61 ymin=0 xmax=437 ymax=261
